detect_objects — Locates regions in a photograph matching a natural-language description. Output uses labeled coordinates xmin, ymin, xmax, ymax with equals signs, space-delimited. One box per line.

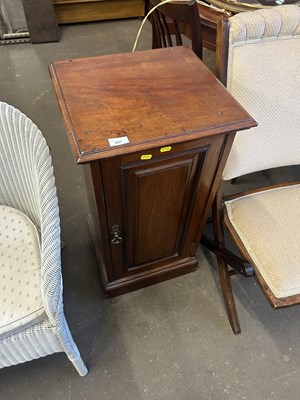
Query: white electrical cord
xmin=132 ymin=0 xmax=173 ymax=52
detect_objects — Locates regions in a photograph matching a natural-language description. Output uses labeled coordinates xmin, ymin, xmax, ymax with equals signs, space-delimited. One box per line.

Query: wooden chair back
xmin=148 ymin=0 xmax=202 ymax=59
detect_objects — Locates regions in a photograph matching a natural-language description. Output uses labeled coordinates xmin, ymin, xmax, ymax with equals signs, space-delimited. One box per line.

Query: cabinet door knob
xmin=110 ymin=225 xmax=123 ymax=245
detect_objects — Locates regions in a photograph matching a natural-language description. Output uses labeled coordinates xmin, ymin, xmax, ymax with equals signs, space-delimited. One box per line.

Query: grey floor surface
xmin=1 ymin=17 xmax=300 ymax=400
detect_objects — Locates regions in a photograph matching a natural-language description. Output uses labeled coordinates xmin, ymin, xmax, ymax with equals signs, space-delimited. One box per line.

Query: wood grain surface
xmin=49 ymin=46 xmax=255 ymax=163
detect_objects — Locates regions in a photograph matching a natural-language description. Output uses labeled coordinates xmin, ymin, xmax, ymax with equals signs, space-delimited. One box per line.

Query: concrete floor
xmin=1 ymin=17 xmax=300 ymax=400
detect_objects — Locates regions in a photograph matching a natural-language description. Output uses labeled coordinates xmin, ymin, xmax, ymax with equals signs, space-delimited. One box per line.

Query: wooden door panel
xmin=123 ymin=154 xmax=205 ymax=267
xmin=118 ymin=148 xmax=208 ymax=274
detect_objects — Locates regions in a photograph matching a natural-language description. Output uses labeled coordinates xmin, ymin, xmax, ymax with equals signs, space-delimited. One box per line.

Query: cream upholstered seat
xmin=0 ymin=102 xmax=87 ymax=375
xmin=0 ymin=206 xmax=45 ymax=339
xmin=206 ymin=5 xmax=300 ymax=334
xmin=226 ymin=184 xmax=300 ymax=298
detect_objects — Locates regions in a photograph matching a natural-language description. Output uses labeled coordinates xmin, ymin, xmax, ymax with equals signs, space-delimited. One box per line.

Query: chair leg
xmin=212 ymin=187 xmax=241 ymax=334
xmin=217 ymin=258 xmax=241 ymax=334
xmin=71 ymin=356 xmax=88 ymax=377
xmin=58 ymin=315 xmax=89 ymax=376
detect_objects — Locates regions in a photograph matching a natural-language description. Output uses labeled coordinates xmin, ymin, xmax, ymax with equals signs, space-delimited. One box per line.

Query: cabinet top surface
xmin=50 ymin=46 xmax=256 ymax=163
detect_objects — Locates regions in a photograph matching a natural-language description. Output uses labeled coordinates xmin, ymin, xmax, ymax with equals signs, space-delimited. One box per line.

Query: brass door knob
xmin=110 ymin=225 xmax=123 ymax=245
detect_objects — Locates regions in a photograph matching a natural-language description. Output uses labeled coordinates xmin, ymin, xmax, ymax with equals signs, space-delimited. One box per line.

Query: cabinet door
xmin=124 ymin=152 xmax=204 ymax=267
xmin=101 ymin=136 xmax=225 ymax=279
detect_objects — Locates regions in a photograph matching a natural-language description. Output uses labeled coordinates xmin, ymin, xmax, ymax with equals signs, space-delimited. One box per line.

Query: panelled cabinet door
xmin=101 ymin=135 xmax=226 ymax=280
xmin=124 ymin=151 xmax=205 ymax=267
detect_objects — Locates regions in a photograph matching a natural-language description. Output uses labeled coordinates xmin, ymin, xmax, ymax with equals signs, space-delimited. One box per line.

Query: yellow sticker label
xmin=160 ymin=146 xmax=172 ymax=153
xmin=141 ymin=154 xmax=152 ymax=160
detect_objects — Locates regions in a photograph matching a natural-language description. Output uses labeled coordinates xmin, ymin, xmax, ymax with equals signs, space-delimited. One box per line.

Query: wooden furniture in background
xmin=21 ymin=0 xmax=59 ymax=43
xmin=149 ymin=0 xmax=203 ymax=59
xmin=197 ymin=3 xmax=230 ymax=51
xmin=208 ymin=0 xmax=300 ymax=14
xmin=193 ymin=0 xmax=300 ymax=51
xmin=53 ymin=0 xmax=145 ymax=24
xmin=49 ymin=46 xmax=255 ymax=296
xmin=145 ymin=0 xmax=231 ymax=53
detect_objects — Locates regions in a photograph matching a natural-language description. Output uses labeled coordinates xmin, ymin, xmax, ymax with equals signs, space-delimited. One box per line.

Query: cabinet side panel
xmin=86 ymin=162 xmax=114 ymax=283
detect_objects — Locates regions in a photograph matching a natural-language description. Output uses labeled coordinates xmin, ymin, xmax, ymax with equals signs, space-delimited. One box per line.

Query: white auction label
xmin=108 ymin=136 xmax=129 ymax=147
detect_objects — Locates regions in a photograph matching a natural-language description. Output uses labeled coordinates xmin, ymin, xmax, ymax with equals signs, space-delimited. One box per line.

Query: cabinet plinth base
xmin=104 ymin=259 xmax=198 ymax=297
xmin=88 ymin=213 xmax=198 ymax=297
xmin=104 ymin=257 xmax=198 ymax=297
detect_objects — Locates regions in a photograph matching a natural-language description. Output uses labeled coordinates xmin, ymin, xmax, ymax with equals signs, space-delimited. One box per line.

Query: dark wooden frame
xmin=215 ymin=17 xmax=230 ymax=85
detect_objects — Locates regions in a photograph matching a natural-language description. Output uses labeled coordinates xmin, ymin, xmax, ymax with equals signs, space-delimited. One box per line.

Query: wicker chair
xmin=0 ymin=102 xmax=87 ymax=375
xmin=203 ymin=5 xmax=300 ymax=334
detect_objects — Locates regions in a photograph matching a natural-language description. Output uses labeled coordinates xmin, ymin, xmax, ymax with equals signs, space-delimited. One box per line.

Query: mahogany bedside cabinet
xmin=49 ymin=46 xmax=256 ymax=296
